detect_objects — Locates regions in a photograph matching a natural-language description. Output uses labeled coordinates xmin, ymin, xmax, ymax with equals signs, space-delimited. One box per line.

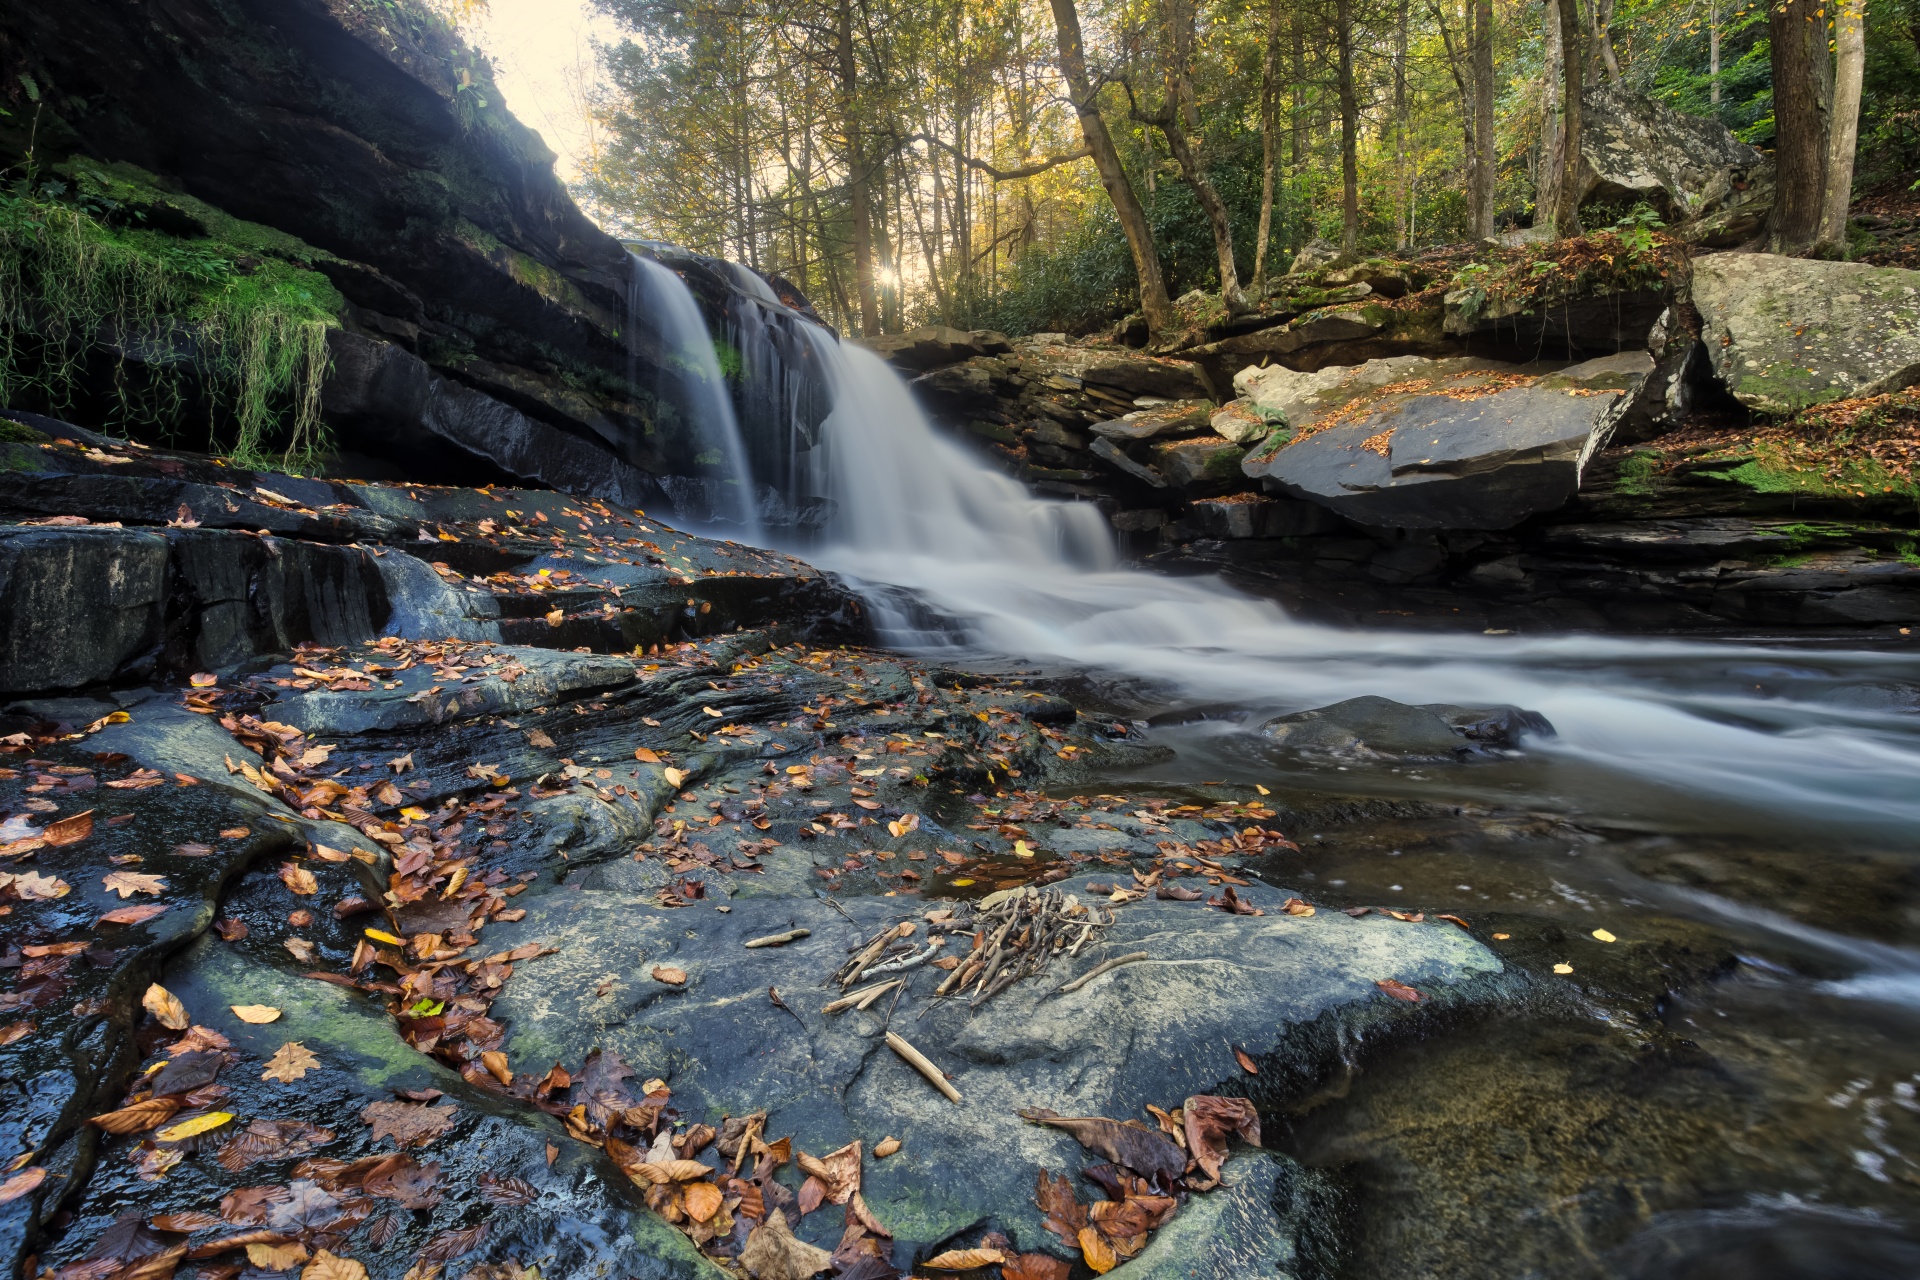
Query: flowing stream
xmin=698 ymin=308 xmax=1920 ymax=1274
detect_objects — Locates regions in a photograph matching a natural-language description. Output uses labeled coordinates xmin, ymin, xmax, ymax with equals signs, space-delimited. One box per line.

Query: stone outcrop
xmin=1241 ymin=354 xmax=1651 ymax=529
xmin=1576 ymin=84 xmax=1774 ymax=245
xmin=1260 ymin=696 xmax=1554 ymax=759
xmin=1690 ymin=254 xmax=1920 ymax=414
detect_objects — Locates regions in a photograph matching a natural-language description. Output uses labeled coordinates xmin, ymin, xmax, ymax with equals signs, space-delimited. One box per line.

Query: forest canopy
xmin=575 ymin=0 xmax=1919 ymax=338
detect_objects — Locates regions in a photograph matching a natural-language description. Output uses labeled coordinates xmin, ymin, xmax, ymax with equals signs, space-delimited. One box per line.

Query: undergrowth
xmin=1449 ymin=209 xmax=1681 ymax=326
xmin=0 ymin=184 xmax=340 ymax=469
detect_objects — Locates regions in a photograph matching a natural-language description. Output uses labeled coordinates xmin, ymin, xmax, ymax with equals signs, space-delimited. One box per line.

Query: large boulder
xmin=1691 ymin=254 xmax=1920 ymax=414
xmin=1260 ymin=695 xmax=1554 ymax=759
xmin=1234 ymin=355 xmax=1513 ymax=435
xmin=858 ymin=326 xmax=1014 ymax=373
xmin=1576 ymin=84 xmax=1773 ymax=244
xmin=1241 ymin=353 xmax=1651 ymax=529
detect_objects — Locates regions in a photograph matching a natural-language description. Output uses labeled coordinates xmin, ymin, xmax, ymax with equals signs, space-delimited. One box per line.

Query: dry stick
xmin=886 ymin=1031 xmax=962 ymax=1103
xmin=854 ymin=979 xmax=901 ymax=1011
xmin=746 ymin=929 xmax=811 ymax=949
xmin=1057 ymin=951 xmax=1151 ymax=994
xmin=822 ymin=978 xmax=900 ymax=1014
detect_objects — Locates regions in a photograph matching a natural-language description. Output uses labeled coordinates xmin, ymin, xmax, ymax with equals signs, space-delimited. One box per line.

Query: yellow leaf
xmin=142 ymin=983 xmax=189 ymax=1030
xmin=400 ymin=806 xmax=429 ymax=821
xmin=262 ymin=1041 xmax=320 ymax=1083
xmin=1591 ymin=928 xmax=1617 ymax=943
xmin=231 ymin=1004 xmax=282 ymax=1024
xmin=1079 ymin=1226 xmax=1117 ymax=1274
xmin=1255 ymin=784 xmax=1271 ymax=795
xmin=248 ymin=1242 xmax=310 ymax=1270
xmin=1013 ymin=840 xmax=1034 ymax=858
xmin=156 ymin=1111 xmax=233 ymax=1141
xmin=663 ymin=767 xmax=687 ymax=789
xmin=544 ymin=608 xmax=564 ymax=627
xmin=302 ymin=1249 xmax=370 ymax=1280
xmin=1552 ymin=963 xmax=1574 ymax=975
xmin=189 ymin=673 xmax=219 ymax=688
xmin=365 ymin=928 xmax=405 ymax=946
xmin=872 ymin=1136 xmax=900 ymax=1158
xmin=951 ymin=878 xmax=975 ymax=887
xmin=702 ymin=706 xmax=724 ymax=717
xmin=925 ymin=1247 xmax=1008 ymax=1270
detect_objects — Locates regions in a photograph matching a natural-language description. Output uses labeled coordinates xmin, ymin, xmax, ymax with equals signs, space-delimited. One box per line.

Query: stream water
xmin=642 ymin=267 xmax=1920 ymax=1275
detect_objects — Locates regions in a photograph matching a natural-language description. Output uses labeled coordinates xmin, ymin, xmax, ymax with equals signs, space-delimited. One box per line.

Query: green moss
xmin=0 ymin=418 xmax=45 ymax=443
xmin=1702 ymin=452 xmax=1920 ymax=501
xmin=1201 ymin=446 xmax=1247 ymax=480
xmin=0 ymin=186 xmax=340 ymax=469
xmin=1615 ymin=450 xmax=1661 ymax=496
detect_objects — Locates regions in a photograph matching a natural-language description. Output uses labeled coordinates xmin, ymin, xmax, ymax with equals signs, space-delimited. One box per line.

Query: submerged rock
xmin=1691 ymin=254 xmax=1920 ymax=415
xmin=1260 ymin=695 xmax=1553 ymax=759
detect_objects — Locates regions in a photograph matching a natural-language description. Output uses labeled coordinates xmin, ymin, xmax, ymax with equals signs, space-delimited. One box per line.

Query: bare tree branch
xmin=904 ymin=132 xmax=1090 ymax=182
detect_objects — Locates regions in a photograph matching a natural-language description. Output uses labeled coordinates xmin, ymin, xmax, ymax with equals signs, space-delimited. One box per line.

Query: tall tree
xmin=1471 ymin=0 xmax=1495 ymax=236
xmin=1394 ymin=0 xmax=1411 ymax=249
xmin=1817 ymin=0 xmax=1866 ymax=254
xmin=1252 ymin=0 xmax=1286 ymax=291
xmin=1552 ymin=0 xmax=1584 ymax=236
xmin=1147 ymin=0 xmax=1248 ymax=311
xmin=1048 ymin=0 xmax=1173 ymax=337
xmin=837 ymin=0 xmax=881 ymax=335
xmin=1336 ymin=0 xmax=1361 ymax=252
xmin=1769 ymin=0 xmax=1829 ymax=253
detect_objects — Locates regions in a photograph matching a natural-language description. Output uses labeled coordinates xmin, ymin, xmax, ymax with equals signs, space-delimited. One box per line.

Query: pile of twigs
xmin=939 ymin=887 xmax=1109 ymax=1008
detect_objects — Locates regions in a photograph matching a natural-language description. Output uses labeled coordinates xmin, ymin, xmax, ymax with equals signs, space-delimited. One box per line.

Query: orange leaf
xmin=683 ymin=1180 xmax=723 ymax=1222
xmin=1078 ymin=1226 xmax=1117 ymax=1274
xmin=1233 ymin=1047 xmax=1258 ymax=1074
xmin=1375 ymin=978 xmax=1422 ymax=1003
xmin=42 ymin=810 xmax=93 ymax=847
xmin=923 ymin=1247 xmax=1007 ymax=1270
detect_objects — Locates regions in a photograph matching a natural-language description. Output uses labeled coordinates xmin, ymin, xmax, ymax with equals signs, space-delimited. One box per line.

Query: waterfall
xmin=626 ymin=252 xmax=762 ymax=538
xmin=770 ymin=329 xmax=1920 ymax=834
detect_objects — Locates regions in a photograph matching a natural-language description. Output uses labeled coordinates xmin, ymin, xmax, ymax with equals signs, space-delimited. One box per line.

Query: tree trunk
xmin=1472 ymin=0 xmax=1496 ymax=236
xmin=1291 ymin=14 xmax=1309 ymax=235
xmin=1252 ymin=0 xmax=1284 ymax=292
xmin=1591 ymin=0 xmax=1622 ymax=86
xmin=1816 ymin=0 xmax=1866 ymax=253
xmin=1049 ymin=0 xmax=1173 ymax=337
xmin=1539 ymin=0 xmax=1565 ymax=226
xmin=1554 ymin=0 xmax=1584 ymax=237
xmin=1769 ymin=0 xmax=1829 ymax=253
xmin=1337 ymin=0 xmax=1360 ymax=253
xmin=836 ymin=0 xmax=880 ymax=336
xmin=1394 ymin=0 xmax=1410 ymax=249
xmin=1158 ymin=0 xmax=1247 ymax=311
xmin=1709 ymin=0 xmax=1721 ymax=105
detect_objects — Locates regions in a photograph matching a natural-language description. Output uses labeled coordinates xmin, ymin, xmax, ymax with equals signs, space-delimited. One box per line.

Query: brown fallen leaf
xmin=248 ymin=1241 xmax=310 ymax=1270
xmin=149 ymin=1210 xmax=223 ymax=1232
xmin=1182 ymin=1095 xmax=1263 ymax=1182
xmin=88 ymin=1097 xmax=182 ymax=1135
xmin=1375 ymin=978 xmax=1423 ymax=1003
xmin=481 ymin=1050 xmax=512 ymax=1085
xmin=1233 ymin=1047 xmax=1259 ymax=1075
xmin=633 ymin=747 xmax=660 ymax=763
xmin=216 ymin=1119 xmax=335 ymax=1172
xmin=872 ymin=1136 xmax=901 ymax=1159
xmin=232 ymin=1004 xmax=282 ymax=1024
xmin=650 ymin=965 xmax=687 ymax=985
xmin=42 ymin=810 xmax=94 ymax=847
xmin=1154 ymin=882 xmax=1202 ymax=901
xmin=143 ymin=983 xmax=190 ymax=1030
xmin=478 ymin=1174 xmax=539 ymax=1205
xmin=100 ymin=902 xmax=168 ymax=926
xmin=527 ymin=729 xmax=557 ymax=749
xmin=739 ymin=1210 xmax=833 ymax=1280
xmin=361 ymin=1100 xmax=457 ymax=1148
xmin=684 ymin=1180 xmax=724 ymax=1222
xmin=301 ymin=1250 xmax=369 ymax=1280
xmin=1003 ymin=1253 xmax=1073 ymax=1280
xmin=279 ymin=863 xmax=319 ymax=895
xmin=0 ymin=1167 xmax=45 ymax=1203
xmin=173 ymin=842 xmax=214 ymax=857
xmin=1018 ymin=1109 xmax=1186 ymax=1184
xmin=0 ymin=1021 xmax=31 ymax=1046
xmin=923 ymin=1247 xmax=1006 ymax=1270
xmin=190 ymin=673 xmax=219 ymax=688
xmin=262 ymin=1041 xmax=321 ymax=1083
xmin=1436 ymin=913 xmax=1472 ymax=931
xmin=219 ymin=827 xmax=252 ymax=839
xmin=102 ymin=870 xmax=167 ymax=899
xmin=214 ymin=918 xmax=250 ymax=942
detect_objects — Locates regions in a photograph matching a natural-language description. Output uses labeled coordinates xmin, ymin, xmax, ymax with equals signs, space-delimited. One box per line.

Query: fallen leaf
xmin=1003 ymin=1252 xmax=1074 ymax=1280
xmin=42 ymin=810 xmax=94 ymax=846
xmin=1182 ymin=1094 xmax=1262 ymax=1182
xmin=481 ymin=1050 xmax=512 ymax=1085
xmin=872 ymin=1136 xmax=901 ymax=1159
xmin=232 ymin=1004 xmax=282 ymax=1023
xmin=88 ymin=1097 xmax=182 ymax=1135
xmin=663 ymin=767 xmax=687 ymax=789
xmin=8 ymin=871 xmax=69 ymax=899
xmin=1155 ymin=882 xmax=1202 ymax=901
xmin=1553 ymin=962 xmax=1574 ymax=974
xmin=143 ymin=983 xmax=190 ymax=1030
xmin=923 ymin=1247 xmax=1006 ymax=1269
xmin=478 ymin=1173 xmax=538 ymax=1205
xmin=0 ymin=1021 xmax=31 ymax=1046
xmin=279 ymin=863 xmax=318 ymax=895
xmin=0 ymin=1167 xmax=45 ymax=1202
xmin=100 ymin=902 xmax=168 ymax=926
xmin=633 ymin=747 xmax=660 ymax=762
xmin=1375 ymin=978 xmax=1422 ymax=1003
xmin=1592 ymin=928 xmax=1617 ymax=943
xmin=361 ymin=1099 xmax=457 ymax=1148
xmin=1035 ymin=1168 xmax=1087 ymax=1247
xmin=263 ymin=1042 xmax=321 ymax=1083
xmin=544 ymin=608 xmax=564 ymax=627
xmin=651 ymin=965 xmax=687 ymax=985
xmin=148 ymin=1210 xmax=222 ymax=1232
xmin=220 ymin=827 xmax=252 ymax=840
xmin=301 ymin=1250 xmax=369 ymax=1280
xmin=103 ymin=870 xmax=167 ymax=899
xmin=1079 ymin=1225 xmax=1118 ymax=1274
xmin=795 ymin=1140 xmax=861 ymax=1204
xmin=247 ymin=1241 xmax=310 ymax=1270
xmin=739 ymin=1210 xmax=833 ymax=1280
xmin=1233 ymin=1047 xmax=1258 ymax=1075
xmin=1436 ymin=914 xmax=1473 ymax=931
xmin=156 ymin=1111 xmax=234 ymax=1142
xmin=684 ymin=1180 xmax=724 ymax=1222
xmin=174 ymin=842 xmax=214 ymax=857
xmin=1018 ymin=1110 xmax=1185 ymax=1184
xmin=216 ymin=1118 xmax=335 ymax=1171
xmin=190 ymin=673 xmax=219 ymax=688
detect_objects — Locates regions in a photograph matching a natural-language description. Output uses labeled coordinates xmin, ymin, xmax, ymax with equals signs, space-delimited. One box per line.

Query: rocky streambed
xmin=2 ymin=422 xmax=1918 ymax=1280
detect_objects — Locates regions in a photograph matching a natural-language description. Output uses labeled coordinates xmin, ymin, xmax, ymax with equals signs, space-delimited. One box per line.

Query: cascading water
xmin=626 ymin=251 xmax=762 ymax=538
xmin=772 ymin=327 xmax=1920 ymax=837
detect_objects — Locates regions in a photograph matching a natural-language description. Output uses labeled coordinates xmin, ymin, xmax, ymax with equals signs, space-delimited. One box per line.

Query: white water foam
xmin=767 ymin=332 xmax=1920 ymax=833
xmin=628 ymin=253 xmax=762 ymax=538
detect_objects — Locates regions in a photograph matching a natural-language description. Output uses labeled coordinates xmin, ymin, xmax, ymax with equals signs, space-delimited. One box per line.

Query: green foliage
xmin=0 ymin=186 xmax=339 ymax=468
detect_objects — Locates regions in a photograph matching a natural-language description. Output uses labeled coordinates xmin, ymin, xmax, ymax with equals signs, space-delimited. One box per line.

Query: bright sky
xmin=465 ymin=0 xmax=619 ymax=184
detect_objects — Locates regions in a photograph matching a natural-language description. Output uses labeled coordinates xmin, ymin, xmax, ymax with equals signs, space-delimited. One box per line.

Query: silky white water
xmin=627 ymin=253 xmax=762 ymax=538
xmin=778 ymin=331 xmax=1920 ymax=836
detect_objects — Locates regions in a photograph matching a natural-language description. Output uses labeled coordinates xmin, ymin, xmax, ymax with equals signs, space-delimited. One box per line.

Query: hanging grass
xmin=0 ymin=186 xmax=340 ymax=470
